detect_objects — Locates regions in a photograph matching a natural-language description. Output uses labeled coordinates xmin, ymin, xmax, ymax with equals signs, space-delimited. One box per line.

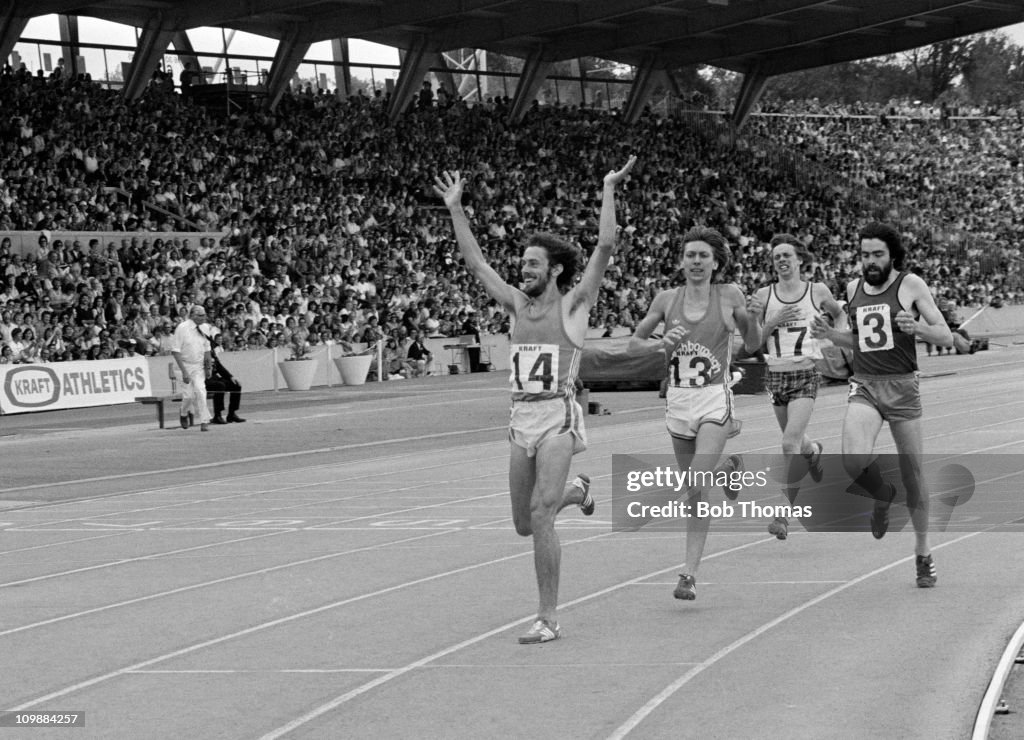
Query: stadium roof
xmin=20 ymin=0 xmax=1024 ymax=75
xmin=8 ymin=1 xmax=1024 ymax=123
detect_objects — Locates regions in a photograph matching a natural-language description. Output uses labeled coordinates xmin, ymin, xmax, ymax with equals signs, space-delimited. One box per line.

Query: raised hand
xmin=660 ymin=324 xmax=689 ymax=353
xmin=604 ymin=155 xmax=637 ymax=188
xmin=432 ymin=170 xmax=465 ymax=209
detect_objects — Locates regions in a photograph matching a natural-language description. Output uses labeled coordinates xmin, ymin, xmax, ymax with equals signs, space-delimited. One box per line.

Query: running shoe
xmin=573 ymin=473 xmax=594 ymax=516
xmin=518 ymin=619 xmax=561 ymax=644
xmin=720 ymin=455 xmax=744 ymax=501
xmin=916 ymin=554 xmax=937 ymax=588
xmin=806 ymin=441 xmax=824 ymax=482
xmin=870 ymin=482 xmax=897 ymax=539
xmin=673 ymin=573 xmax=696 ymax=601
xmin=768 ymin=516 xmax=789 ymax=540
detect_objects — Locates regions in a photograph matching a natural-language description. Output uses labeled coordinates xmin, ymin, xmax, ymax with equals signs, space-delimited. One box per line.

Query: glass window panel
xmin=22 ymin=15 xmax=60 ymax=38
xmin=555 ymin=77 xmax=585 ymax=107
xmin=348 ymin=40 xmax=399 ymax=66
xmin=77 ymin=17 xmax=137 ymax=46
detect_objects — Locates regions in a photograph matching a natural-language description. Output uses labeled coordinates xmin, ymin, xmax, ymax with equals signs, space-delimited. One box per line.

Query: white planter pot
xmin=278 ymin=359 xmax=318 ymax=391
xmin=334 ymin=355 xmax=372 ymax=386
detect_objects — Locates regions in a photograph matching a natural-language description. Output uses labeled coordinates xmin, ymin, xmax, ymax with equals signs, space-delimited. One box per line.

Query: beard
xmin=863 ymin=262 xmax=892 ymax=287
xmin=522 ymin=271 xmax=551 ymax=297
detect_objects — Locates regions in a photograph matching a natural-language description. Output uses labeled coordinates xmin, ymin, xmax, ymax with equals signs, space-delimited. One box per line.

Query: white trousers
xmin=179 ymin=368 xmax=211 ymax=424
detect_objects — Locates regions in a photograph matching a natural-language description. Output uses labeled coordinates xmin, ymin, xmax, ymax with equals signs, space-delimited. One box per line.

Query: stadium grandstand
xmin=0 ymin=0 xmax=1022 ymax=380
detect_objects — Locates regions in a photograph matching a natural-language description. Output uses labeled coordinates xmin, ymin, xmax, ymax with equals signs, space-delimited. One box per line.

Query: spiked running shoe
xmin=806 ymin=441 xmax=824 ymax=482
xmin=768 ymin=517 xmax=789 ymax=540
xmin=916 ymin=554 xmax=937 ymax=588
xmin=870 ymin=482 xmax=898 ymax=540
xmin=720 ymin=455 xmax=744 ymax=501
xmin=673 ymin=573 xmax=696 ymax=601
xmin=573 ymin=474 xmax=595 ymax=516
xmin=518 ymin=619 xmax=561 ymax=644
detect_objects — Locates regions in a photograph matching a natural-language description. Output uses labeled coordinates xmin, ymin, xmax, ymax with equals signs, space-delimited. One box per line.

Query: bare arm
xmin=896 ymin=275 xmax=954 ymax=347
xmin=812 ymin=282 xmax=845 ymax=322
xmin=571 ymin=156 xmax=636 ymax=310
xmin=433 ymin=171 xmax=517 ymax=312
xmin=629 ymin=290 xmax=685 ymax=356
xmin=727 ymin=284 xmax=762 ymax=353
xmin=811 ymin=281 xmax=856 ymax=348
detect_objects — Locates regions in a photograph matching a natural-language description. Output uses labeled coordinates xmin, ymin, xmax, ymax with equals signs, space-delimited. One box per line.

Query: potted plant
xmin=334 ymin=341 xmax=374 ymax=386
xmin=278 ymin=338 xmax=318 ymax=391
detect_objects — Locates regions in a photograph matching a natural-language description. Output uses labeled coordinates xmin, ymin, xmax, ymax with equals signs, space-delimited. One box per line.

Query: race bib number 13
xmin=510 ymin=343 xmax=560 ymax=395
xmin=855 ymin=303 xmax=894 ymax=353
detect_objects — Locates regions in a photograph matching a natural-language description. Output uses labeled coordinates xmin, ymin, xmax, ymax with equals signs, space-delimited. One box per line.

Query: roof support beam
xmin=0 ymin=10 xmax=29 ymax=68
xmin=432 ymin=52 xmax=456 ymax=102
xmin=122 ymin=19 xmax=176 ymax=101
xmin=330 ymin=38 xmax=352 ymax=98
xmin=730 ymin=64 xmax=770 ymax=131
xmin=387 ymin=35 xmax=432 ymax=120
xmin=266 ymin=27 xmax=311 ymax=109
xmin=57 ymin=14 xmax=80 ymax=78
xmin=508 ymin=48 xmax=552 ymax=124
xmin=621 ymin=54 xmax=660 ymax=124
xmin=171 ymin=31 xmax=201 ymax=75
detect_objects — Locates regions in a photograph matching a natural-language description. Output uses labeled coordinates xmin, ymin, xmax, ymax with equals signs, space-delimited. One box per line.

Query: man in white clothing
xmin=172 ymin=305 xmax=213 ymax=431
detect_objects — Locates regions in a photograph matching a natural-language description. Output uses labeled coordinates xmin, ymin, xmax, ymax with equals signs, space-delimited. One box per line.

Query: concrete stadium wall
xmin=147 ymin=333 xmax=511 ymax=395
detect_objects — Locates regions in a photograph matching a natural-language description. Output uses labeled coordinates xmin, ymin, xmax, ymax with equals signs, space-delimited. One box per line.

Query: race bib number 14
xmin=510 ymin=343 xmax=559 ymax=395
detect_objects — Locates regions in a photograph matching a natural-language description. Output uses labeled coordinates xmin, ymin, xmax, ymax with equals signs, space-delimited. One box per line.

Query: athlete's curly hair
xmin=858 ymin=222 xmax=905 ymax=270
xmin=527 ymin=232 xmax=580 ymax=291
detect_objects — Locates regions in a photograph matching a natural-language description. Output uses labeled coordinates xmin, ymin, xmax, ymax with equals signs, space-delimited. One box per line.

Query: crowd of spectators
xmin=0 ymin=61 xmax=1021 ymax=365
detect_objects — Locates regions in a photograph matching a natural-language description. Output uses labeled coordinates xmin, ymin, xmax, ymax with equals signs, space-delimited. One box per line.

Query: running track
xmin=2 ymin=346 xmax=1023 ymax=739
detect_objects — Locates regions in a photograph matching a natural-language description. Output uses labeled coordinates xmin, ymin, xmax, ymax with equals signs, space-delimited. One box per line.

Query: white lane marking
xmin=5 ymin=530 xmax=620 ymax=712
xmin=0 ymin=531 xmax=452 ymax=638
xmin=255 ymin=537 xmax=774 ymax=740
xmin=607 ymin=533 xmax=979 ymax=739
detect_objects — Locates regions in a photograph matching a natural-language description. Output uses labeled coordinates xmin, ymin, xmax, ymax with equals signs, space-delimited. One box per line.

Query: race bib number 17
xmin=855 ymin=304 xmax=894 ymax=353
xmin=510 ymin=343 xmax=560 ymax=395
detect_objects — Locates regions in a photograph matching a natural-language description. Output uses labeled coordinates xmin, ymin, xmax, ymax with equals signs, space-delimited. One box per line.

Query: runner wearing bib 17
xmin=748 ymin=235 xmax=844 ymax=540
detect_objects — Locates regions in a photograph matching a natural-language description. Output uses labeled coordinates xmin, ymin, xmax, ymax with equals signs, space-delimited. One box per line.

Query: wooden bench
xmin=136 ymin=394 xmax=183 ymax=429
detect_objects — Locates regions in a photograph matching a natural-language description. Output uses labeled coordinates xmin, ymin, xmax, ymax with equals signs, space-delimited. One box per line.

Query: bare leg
xmin=521 ymin=434 xmax=575 ymax=625
xmin=673 ymin=422 xmax=730 ymax=580
xmin=890 ymin=418 xmax=930 ymax=557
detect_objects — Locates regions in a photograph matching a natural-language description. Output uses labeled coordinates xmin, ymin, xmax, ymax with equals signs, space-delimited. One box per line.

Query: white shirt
xmin=171 ymin=319 xmax=208 ymax=373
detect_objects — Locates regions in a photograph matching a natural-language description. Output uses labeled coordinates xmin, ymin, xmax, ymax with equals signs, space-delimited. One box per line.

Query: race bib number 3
xmin=510 ymin=343 xmax=559 ymax=395
xmin=855 ymin=303 xmax=894 ymax=353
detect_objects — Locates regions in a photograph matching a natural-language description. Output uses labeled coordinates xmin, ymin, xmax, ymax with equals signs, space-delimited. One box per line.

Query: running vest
xmin=509 ymin=295 xmax=582 ymax=402
xmin=763 ymin=282 xmax=823 ymax=367
xmin=664 ymin=284 xmax=732 ymax=388
xmin=848 ymin=272 xmax=917 ymax=375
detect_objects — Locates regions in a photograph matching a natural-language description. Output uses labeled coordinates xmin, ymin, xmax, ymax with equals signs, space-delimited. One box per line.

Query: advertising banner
xmin=0 ymin=358 xmax=153 ymax=414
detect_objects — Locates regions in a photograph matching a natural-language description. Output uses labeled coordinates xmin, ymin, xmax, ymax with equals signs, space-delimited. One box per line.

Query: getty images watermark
xmin=611 ymin=453 xmax=1021 ymax=534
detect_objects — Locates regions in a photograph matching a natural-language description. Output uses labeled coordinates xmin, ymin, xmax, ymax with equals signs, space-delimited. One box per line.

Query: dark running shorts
xmin=765 ymin=369 xmax=820 ymax=407
xmin=847 ymin=373 xmax=922 ymax=422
